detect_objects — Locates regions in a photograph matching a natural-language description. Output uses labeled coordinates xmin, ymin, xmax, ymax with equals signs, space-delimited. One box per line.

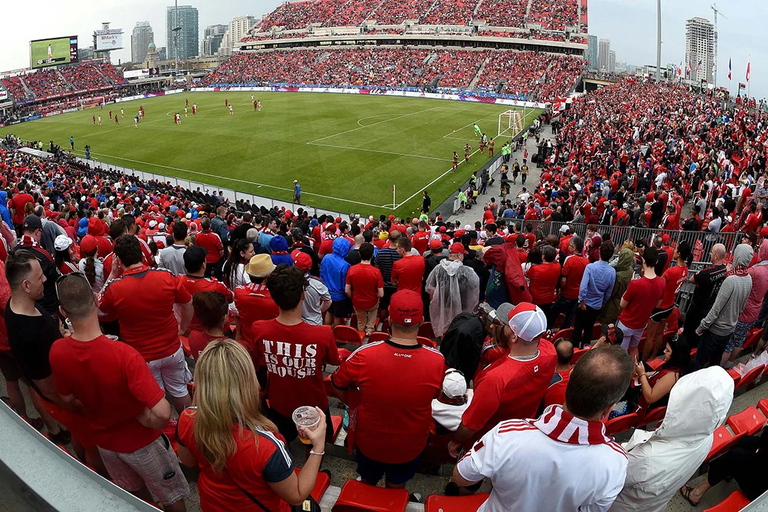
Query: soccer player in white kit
xmin=228 ymin=105 xmax=234 ymax=116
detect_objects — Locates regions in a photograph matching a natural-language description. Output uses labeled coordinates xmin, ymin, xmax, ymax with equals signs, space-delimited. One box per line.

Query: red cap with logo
xmin=389 ymin=290 xmax=423 ymax=326
xmin=291 ymin=249 xmax=312 ymax=271
xmin=429 ymin=238 xmax=443 ymax=250
xmin=450 ymin=242 xmax=468 ymax=255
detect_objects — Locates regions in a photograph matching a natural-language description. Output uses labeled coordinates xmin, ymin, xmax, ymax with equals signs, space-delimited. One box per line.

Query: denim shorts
xmin=618 ymin=321 xmax=646 ymax=349
xmin=726 ymin=320 xmax=753 ymax=353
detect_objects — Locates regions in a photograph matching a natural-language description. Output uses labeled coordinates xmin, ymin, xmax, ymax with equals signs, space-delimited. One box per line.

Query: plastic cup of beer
xmin=292 ymin=406 xmax=321 ymax=445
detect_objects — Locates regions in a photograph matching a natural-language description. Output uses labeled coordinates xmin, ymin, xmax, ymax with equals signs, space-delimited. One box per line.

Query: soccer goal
xmin=498 ymin=109 xmax=525 ymax=138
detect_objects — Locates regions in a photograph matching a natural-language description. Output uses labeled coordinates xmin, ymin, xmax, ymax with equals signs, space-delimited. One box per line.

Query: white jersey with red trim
xmin=457 ymin=405 xmax=627 ymax=512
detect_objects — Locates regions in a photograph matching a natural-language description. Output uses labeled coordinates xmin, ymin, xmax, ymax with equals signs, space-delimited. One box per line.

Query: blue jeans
xmin=695 ymin=329 xmax=733 ymax=370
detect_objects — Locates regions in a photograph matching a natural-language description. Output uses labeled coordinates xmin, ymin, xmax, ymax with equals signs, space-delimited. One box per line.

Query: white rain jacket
xmin=609 ymin=366 xmax=734 ymax=512
xmin=425 ymin=258 xmax=480 ymax=338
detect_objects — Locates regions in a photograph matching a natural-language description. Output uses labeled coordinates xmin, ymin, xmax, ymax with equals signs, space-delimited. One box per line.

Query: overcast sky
xmin=0 ymin=0 xmax=765 ymax=98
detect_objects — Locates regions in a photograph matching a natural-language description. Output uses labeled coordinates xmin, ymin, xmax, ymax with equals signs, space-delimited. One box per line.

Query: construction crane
xmin=711 ymin=4 xmax=727 ymax=87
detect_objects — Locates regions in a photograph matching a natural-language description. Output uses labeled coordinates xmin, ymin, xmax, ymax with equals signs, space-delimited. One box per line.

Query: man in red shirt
xmin=195 ymin=216 xmax=224 ymax=279
xmin=52 ymin=274 xmax=189 ymax=511
xmin=617 ymin=246 xmax=666 ymax=360
xmin=98 ymin=236 xmax=194 ymax=413
xmin=411 ymin=221 xmax=431 ymax=255
xmin=345 ymin=243 xmax=384 ymax=336
xmin=331 ymin=290 xmax=445 ymax=488
xmin=251 ymin=265 xmax=339 ymax=442
xmin=542 ymin=338 xmax=574 ymax=408
xmin=552 ymin=236 xmax=588 ymax=328
xmin=449 ymin=302 xmax=556 ymax=456
xmin=233 ymin=254 xmax=279 ymax=345
xmin=9 ymin=181 xmax=34 ymax=232
xmin=177 ymin=246 xmax=233 ymax=339
xmin=524 ymin=245 xmax=561 ymax=328
xmin=392 ymin=237 xmax=425 ymax=294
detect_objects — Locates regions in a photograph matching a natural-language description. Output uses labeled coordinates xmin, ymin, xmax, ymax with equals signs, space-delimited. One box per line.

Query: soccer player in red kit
xmin=331 ymin=290 xmax=445 ymax=488
xmin=225 ymin=98 xmax=228 ymax=107
xmin=488 ymin=139 xmax=495 ymax=157
xmin=464 ymin=143 xmax=471 ymax=162
xmin=92 ymin=115 xmax=96 ymax=125
xmin=254 ymin=100 xmax=258 ymax=111
xmin=114 ymin=116 xmax=119 ymax=125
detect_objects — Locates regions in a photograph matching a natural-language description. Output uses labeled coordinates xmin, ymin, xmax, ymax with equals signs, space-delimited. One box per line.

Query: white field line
xmin=306 ymin=106 xmax=441 ymax=144
xmin=306 ymin=142 xmax=451 ymax=162
xmin=442 ymin=119 xmax=482 ymax=139
xmin=73 ymin=150 xmax=385 ymax=209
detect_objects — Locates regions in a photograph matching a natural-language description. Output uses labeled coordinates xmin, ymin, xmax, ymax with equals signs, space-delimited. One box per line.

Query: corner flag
xmin=473 ymin=124 xmax=482 ymax=137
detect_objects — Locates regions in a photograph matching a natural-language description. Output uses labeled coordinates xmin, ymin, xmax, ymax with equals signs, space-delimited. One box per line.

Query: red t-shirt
xmin=318 ymin=238 xmax=335 ymax=258
xmin=178 ymin=275 xmax=233 ymax=333
xmin=462 ymin=340 xmax=556 ymax=437
xmin=543 ymin=369 xmax=571 ymax=408
xmin=195 ymin=230 xmax=224 ymax=263
xmin=618 ymin=276 xmax=666 ymax=329
xmin=526 ymin=262 xmax=561 ymax=305
xmin=98 ymin=266 xmax=192 ymax=361
xmin=176 ymin=409 xmax=292 ymax=512
xmin=49 ymin=335 xmax=164 ymax=453
xmin=331 ymin=340 xmax=445 ymax=464
xmin=188 ymin=332 xmax=226 ymax=361
xmin=10 ymin=193 xmax=33 ymax=225
xmin=561 ymin=255 xmax=588 ymax=300
xmin=345 ymin=263 xmax=384 ymax=310
xmin=411 ymin=231 xmax=431 ymax=255
xmin=392 ymin=255 xmax=425 ymax=294
xmin=659 ymin=264 xmax=689 ymax=309
xmin=251 ymin=320 xmax=339 ymax=416
xmin=234 ymin=284 xmax=279 ymax=344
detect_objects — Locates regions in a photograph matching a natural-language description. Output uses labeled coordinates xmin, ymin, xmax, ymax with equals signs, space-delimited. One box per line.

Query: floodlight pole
xmin=656 ymin=0 xmax=662 ymax=82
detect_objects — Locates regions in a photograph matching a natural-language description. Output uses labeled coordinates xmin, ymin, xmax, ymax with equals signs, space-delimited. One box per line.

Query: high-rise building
xmin=598 ymin=38 xmax=610 ymax=72
xmin=219 ymin=16 xmax=258 ymax=56
xmin=685 ymin=17 xmax=714 ymax=83
xmin=201 ymin=24 xmax=227 ymax=56
xmin=587 ymin=35 xmax=598 ymax=70
xmin=131 ymin=21 xmax=154 ymax=64
xmin=609 ymin=50 xmax=616 ymax=73
xmin=167 ymin=5 xmax=199 ymax=61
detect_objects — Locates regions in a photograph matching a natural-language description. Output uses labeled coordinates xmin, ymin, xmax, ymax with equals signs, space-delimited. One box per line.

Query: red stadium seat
xmin=418 ymin=322 xmax=436 ymax=339
xmin=332 ymin=480 xmax=409 ymax=512
xmin=707 ymin=426 xmax=746 ymax=461
xmin=742 ymin=328 xmax=763 ymax=351
xmin=550 ymin=328 xmax=573 ymax=344
xmin=646 ymin=358 xmax=664 ymax=370
xmin=726 ymin=406 xmax=766 ymax=436
xmin=758 ymin=398 xmax=768 ymax=418
xmin=417 ymin=336 xmax=437 ymax=348
xmin=424 ymin=493 xmax=490 ymax=512
xmin=334 ymin=325 xmax=364 ymax=345
xmin=605 ymin=412 xmax=640 ymax=435
xmin=735 ymin=365 xmax=764 ymax=391
xmin=295 ymin=468 xmax=330 ymax=502
xmin=702 ymin=490 xmax=751 ymax=512
xmin=590 ymin=323 xmax=603 ymax=342
xmin=367 ymin=332 xmax=389 ymax=343
xmin=727 ymin=369 xmax=741 ymax=386
xmin=571 ymin=346 xmax=590 ymax=364
xmin=331 ymin=415 xmax=343 ymax=441
xmin=637 ymin=406 xmax=666 ymax=428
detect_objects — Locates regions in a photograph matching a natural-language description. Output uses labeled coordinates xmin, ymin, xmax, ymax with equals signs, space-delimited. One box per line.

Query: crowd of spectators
xmin=473 ymin=0 xmax=527 ymax=28
xmin=1 ymin=77 xmax=31 ymax=101
xmin=24 ymin=69 xmax=71 ymax=98
xmin=529 ymin=0 xmax=579 ymax=31
xmin=202 ymin=47 xmax=583 ymax=100
xmin=366 ymin=0 xmax=433 ymax=25
xmin=3 ymin=74 xmax=768 ymax=511
xmin=420 ymin=0 xmax=478 ymax=25
xmin=1 ymin=62 xmax=125 ymax=104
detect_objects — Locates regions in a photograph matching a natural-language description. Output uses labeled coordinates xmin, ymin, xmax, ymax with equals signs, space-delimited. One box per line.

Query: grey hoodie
xmin=699 ymin=244 xmax=754 ymax=336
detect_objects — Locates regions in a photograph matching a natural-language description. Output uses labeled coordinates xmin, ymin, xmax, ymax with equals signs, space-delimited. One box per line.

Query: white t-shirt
xmin=457 ymin=406 xmax=627 ymax=512
xmin=431 ymin=390 xmax=473 ymax=432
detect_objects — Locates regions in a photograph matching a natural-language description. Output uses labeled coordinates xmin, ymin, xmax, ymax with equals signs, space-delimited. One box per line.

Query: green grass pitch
xmin=0 ymin=92 xmax=541 ymax=217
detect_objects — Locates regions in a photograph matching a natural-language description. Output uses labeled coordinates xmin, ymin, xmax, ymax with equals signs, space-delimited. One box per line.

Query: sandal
xmin=680 ymin=484 xmax=701 ymax=506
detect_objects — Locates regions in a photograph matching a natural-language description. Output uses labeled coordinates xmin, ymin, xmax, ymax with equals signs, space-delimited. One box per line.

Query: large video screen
xmin=30 ymin=36 xmax=79 ymax=68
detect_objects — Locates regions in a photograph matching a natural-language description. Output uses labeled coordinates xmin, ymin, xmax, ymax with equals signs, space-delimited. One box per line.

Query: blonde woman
xmin=176 ymin=339 xmax=326 ymax=511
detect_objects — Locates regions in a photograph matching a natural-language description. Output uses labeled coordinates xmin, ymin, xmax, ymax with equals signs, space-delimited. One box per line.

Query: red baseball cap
xmin=761 ymin=226 xmax=768 ymax=238
xmin=80 ymin=235 xmax=98 ymax=254
xmin=661 ymin=234 xmax=670 ymax=243
xmin=455 ymin=229 xmax=466 ymax=238
xmin=291 ymin=249 xmax=312 ymax=271
xmin=450 ymin=242 xmax=468 ymax=255
xmin=429 ymin=239 xmax=443 ymax=250
xmin=389 ymin=290 xmax=423 ymax=326
xmin=439 ymin=226 xmax=447 ymax=233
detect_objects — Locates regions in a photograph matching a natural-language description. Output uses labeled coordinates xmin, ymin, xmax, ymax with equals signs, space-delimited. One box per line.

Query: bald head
xmin=711 ymin=243 xmax=726 ymax=264
xmin=565 ymin=346 xmax=633 ymax=420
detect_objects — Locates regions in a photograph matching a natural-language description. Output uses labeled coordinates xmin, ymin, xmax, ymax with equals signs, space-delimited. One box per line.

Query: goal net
xmin=498 ymin=109 xmax=525 ymax=138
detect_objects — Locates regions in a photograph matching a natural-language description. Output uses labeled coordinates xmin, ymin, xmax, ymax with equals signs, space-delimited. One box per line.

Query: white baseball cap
xmin=507 ymin=302 xmax=548 ymax=342
xmin=54 ymin=235 xmax=72 ymax=252
xmin=148 ymin=220 xmax=157 ymax=228
xmin=442 ymin=370 xmax=467 ymax=399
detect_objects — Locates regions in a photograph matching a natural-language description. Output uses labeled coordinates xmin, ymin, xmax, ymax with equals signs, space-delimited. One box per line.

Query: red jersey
xmin=345 ymin=263 xmax=384 ymax=310
xmin=188 ymin=332 xmax=226 ymax=361
xmin=526 ymin=262 xmax=561 ymax=305
xmin=543 ymin=369 xmax=571 ymax=408
xmin=98 ymin=265 xmax=192 ymax=361
xmin=49 ymin=335 xmax=164 ymax=453
xmin=462 ymin=340 xmax=556 ymax=437
xmin=561 ymin=255 xmax=588 ymax=300
xmin=391 ymin=255 xmax=425 ymax=294
xmin=411 ymin=231 xmax=430 ymax=255
xmin=318 ymin=238 xmax=335 ymax=258
xmin=618 ymin=276 xmax=666 ymax=329
xmin=234 ymin=284 xmax=279 ymax=344
xmin=659 ymin=264 xmax=688 ymax=309
xmin=195 ymin=230 xmax=224 ymax=263
xmin=331 ymin=340 xmax=445 ymax=464
xmin=177 ymin=409 xmax=292 ymax=512
xmin=178 ymin=275 xmax=233 ymax=333
xmin=251 ymin=320 xmax=339 ymax=416
xmin=10 ymin=193 xmax=33 ymax=225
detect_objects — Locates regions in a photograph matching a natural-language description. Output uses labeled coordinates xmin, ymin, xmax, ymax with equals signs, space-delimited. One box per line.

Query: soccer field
xmin=0 ymin=92 xmax=540 ymax=216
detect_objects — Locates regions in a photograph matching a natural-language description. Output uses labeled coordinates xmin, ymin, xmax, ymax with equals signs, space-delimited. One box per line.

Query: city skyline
xmin=0 ymin=0 xmax=764 ymax=97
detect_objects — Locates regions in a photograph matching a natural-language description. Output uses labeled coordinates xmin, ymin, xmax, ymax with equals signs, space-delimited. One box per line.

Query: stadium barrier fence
xmin=72 ymin=157 xmax=347 ymax=219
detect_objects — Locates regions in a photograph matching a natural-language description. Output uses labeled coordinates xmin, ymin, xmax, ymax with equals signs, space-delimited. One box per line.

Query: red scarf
xmin=532 ymin=405 xmax=616 ymax=447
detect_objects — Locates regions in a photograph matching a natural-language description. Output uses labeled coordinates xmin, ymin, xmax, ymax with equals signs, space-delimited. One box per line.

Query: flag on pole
xmin=687 ymin=61 xmax=692 ymax=76
xmin=746 ymin=58 xmax=751 ymax=82
xmin=728 ymin=58 xmax=732 ymax=80
xmin=695 ymin=60 xmax=702 ymax=72
xmin=473 ymin=124 xmax=482 ymax=137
